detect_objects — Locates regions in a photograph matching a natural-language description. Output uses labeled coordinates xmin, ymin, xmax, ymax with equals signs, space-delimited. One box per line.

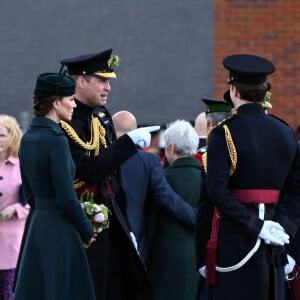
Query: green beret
xmin=34 ymin=72 xmax=76 ymax=100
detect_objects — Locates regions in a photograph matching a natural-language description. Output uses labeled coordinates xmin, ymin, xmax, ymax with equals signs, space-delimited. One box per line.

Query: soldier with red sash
xmin=196 ymin=54 xmax=300 ymax=300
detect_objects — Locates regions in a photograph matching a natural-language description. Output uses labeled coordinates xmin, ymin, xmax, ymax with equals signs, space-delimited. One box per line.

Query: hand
xmin=285 ymin=255 xmax=296 ymax=275
xmin=258 ymin=220 xmax=289 ymax=246
xmin=127 ymin=126 xmax=160 ymax=148
xmin=1 ymin=205 xmax=17 ymax=221
xmin=198 ymin=266 xmax=206 ymax=278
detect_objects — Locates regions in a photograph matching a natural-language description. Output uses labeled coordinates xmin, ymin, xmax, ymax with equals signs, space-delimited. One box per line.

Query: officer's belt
xmin=231 ymin=189 xmax=280 ymax=204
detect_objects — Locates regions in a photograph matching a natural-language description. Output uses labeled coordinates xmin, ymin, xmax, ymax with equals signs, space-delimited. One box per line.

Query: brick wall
xmin=215 ymin=0 xmax=300 ymax=129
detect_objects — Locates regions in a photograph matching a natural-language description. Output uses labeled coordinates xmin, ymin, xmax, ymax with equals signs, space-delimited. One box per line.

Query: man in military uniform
xmin=201 ymin=98 xmax=233 ymax=130
xmin=196 ymin=98 xmax=233 ymax=300
xmin=195 ymin=98 xmax=233 ymax=158
xmin=224 ymin=80 xmax=300 ymax=300
xmin=59 ymin=49 xmax=158 ymax=300
xmin=196 ymin=54 xmax=300 ymax=300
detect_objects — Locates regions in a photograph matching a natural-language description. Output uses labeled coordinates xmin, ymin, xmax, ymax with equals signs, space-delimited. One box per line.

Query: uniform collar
xmin=237 ymin=102 xmax=265 ymax=115
xmin=74 ymin=99 xmax=95 ymax=116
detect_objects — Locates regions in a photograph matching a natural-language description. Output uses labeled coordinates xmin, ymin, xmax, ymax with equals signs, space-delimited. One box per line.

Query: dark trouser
xmin=206 ymin=246 xmax=285 ymax=300
xmin=86 ymin=211 xmax=135 ymax=300
xmin=0 ymin=269 xmax=15 ymax=300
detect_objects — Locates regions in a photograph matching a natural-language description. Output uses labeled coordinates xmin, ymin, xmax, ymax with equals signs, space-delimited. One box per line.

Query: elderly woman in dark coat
xmin=148 ymin=119 xmax=202 ymax=300
xmin=14 ymin=72 xmax=96 ymax=300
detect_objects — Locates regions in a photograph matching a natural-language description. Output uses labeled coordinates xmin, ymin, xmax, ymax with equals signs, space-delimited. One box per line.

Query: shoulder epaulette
xmin=97 ymin=112 xmax=106 ymax=118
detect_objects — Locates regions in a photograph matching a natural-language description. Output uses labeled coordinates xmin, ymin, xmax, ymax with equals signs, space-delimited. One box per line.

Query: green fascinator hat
xmin=34 ymin=72 xmax=76 ymax=100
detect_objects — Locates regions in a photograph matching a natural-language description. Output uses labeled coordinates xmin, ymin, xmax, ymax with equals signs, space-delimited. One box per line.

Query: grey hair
xmin=206 ymin=112 xmax=231 ymax=127
xmin=164 ymin=119 xmax=199 ymax=156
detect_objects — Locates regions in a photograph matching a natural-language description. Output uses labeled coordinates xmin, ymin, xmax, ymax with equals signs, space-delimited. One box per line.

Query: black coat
xmin=64 ymin=100 xmax=155 ymax=300
xmin=196 ymin=103 xmax=300 ymax=300
xmin=280 ymin=141 xmax=300 ymax=265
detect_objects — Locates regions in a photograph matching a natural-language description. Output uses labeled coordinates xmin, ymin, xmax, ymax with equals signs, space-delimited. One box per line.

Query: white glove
xmin=285 ymin=255 xmax=296 ymax=275
xmin=258 ymin=220 xmax=289 ymax=246
xmin=198 ymin=266 xmax=206 ymax=278
xmin=129 ymin=232 xmax=138 ymax=252
xmin=127 ymin=126 xmax=160 ymax=148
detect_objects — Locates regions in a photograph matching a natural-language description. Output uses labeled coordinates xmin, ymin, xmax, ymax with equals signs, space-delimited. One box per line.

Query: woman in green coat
xmin=148 ymin=119 xmax=202 ymax=300
xmin=14 ymin=72 xmax=96 ymax=300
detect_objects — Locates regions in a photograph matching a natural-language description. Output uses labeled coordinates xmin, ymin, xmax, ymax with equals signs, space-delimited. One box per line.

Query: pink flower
xmin=94 ymin=212 xmax=105 ymax=223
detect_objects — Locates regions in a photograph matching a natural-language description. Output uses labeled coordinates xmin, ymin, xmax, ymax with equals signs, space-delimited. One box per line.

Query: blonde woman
xmin=0 ymin=114 xmax=29 ymax=300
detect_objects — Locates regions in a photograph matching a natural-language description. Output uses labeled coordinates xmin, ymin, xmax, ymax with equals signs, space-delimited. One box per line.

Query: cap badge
xmin=108 ymin=55 xmax=121 ymax=68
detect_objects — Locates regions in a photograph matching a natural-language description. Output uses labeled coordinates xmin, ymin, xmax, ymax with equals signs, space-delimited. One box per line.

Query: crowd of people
xmin=0 ymin=49 xmax=299 ymax=300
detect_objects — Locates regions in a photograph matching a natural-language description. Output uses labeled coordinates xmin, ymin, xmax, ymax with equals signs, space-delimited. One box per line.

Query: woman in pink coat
xmin=0 ymin=114 xmax=29 ymax=300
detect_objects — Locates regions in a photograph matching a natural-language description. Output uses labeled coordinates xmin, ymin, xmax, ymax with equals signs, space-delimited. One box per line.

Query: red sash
xmin=231 ymin=189 xmax=280 ymax=204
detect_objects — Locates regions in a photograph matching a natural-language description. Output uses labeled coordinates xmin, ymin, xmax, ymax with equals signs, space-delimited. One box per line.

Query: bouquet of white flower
xmin=80 ymin=191 xmax=111 ymax=234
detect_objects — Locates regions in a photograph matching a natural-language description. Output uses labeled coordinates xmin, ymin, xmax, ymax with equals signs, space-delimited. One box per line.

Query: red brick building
xmin=215 ymin=0 xmax=300 ymax=129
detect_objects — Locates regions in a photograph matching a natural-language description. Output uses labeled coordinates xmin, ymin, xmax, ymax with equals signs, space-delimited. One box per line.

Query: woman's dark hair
xmin=233 ymin=81 xmax=268 ymax=102
xmin=33 ymin=95 xmax=62 ymax=117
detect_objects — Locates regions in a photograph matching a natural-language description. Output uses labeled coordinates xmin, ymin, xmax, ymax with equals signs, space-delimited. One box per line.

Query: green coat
xmin=14 ymin=117 xmax=95 ymax=300
xmin=148 ymin=156 xmax=202 ymax=300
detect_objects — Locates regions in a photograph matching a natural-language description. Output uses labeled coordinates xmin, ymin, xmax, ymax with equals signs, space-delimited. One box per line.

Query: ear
xmin=52 ymin=99 xmax=60 ymax=110
xmin=208 ymin=120 xmax=215 ymax=128
xmin=77 ymin=76 xmax=86 ymax=89
xmin=169 ymin=144 xmax=176 ymax=154
xmin=232 ymin=85 xmax=239 ymax=97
